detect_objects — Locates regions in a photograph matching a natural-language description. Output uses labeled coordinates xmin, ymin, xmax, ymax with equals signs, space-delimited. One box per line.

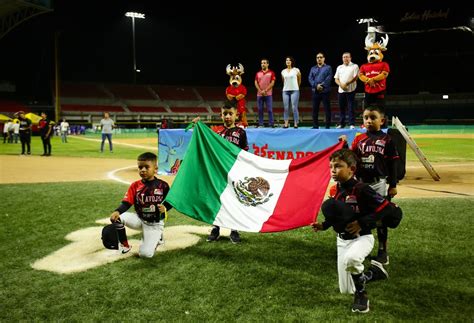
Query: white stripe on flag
xmin=214 ymin=150 xmax=292 ymax=232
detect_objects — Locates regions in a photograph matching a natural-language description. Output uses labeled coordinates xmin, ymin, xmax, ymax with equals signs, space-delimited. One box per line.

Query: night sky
xmin=0 ymin=1 xmax=472 ymax=102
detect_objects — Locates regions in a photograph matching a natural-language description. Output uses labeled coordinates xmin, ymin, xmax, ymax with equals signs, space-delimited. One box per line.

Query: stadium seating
xmin=61 ymin=83 xmax=109 ymax=99
xmin=153 ymin=86 xmax=198 ymax=101
xmin=194 ymin=86 xmax=226 ymax=101
xmin=56 ymin=82 xmax=362 ymax=126
xmin=61 ymin=104 xmax=124 ymax=112
xmin=0 ymin=100 xmax=28 ymax=113
xmin=128 ymin=106 xmax=168 ymax=113
xmin=107 ymin=84 xmax=156 ymax=100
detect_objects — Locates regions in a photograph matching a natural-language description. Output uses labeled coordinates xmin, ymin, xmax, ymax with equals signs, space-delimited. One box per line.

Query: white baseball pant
xmin=120 ymin=212 xmax=164 ymax=258
xmin=370 ymin=178 xmax=388 ymax=197
xmin=337 ymin=234 xmax=374 ymax=294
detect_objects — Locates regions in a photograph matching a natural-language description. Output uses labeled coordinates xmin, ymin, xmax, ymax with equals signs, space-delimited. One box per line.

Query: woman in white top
xmin=281 ymin=56 xmax=301 ymax=128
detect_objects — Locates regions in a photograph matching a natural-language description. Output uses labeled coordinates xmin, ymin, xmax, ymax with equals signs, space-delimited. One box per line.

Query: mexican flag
xmin=166 ymin=122 xmax=343 ymax=233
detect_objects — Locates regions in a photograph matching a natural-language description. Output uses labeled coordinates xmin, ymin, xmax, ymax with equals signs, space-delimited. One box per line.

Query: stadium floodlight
xmin=125 ymin=12 xmax=145 ymax=83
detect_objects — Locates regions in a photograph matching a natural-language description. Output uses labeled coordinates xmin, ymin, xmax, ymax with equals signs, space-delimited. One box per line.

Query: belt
xmin=361 ymin=176 xmax=386 ymax=185
xmin=141 ymin=213 xmax=166 ymax=225
xmin=338 ymin=233 xmax=358 ymax=240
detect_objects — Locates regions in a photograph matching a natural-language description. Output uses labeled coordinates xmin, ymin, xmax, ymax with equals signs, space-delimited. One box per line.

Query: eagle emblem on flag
xmin=232 ymin=176 xmax=273 ymax=207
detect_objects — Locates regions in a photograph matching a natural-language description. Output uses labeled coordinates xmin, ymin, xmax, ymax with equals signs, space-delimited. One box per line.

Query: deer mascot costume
xmin=225 ymin=63 xmax=248 ymax=127
xmin=359 ymin=34 xmax=390 ymax=108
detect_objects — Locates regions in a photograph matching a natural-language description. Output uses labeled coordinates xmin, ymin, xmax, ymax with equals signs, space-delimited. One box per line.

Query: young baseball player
xmin=191 ymin=100 xmax=249 ymax=243
xmin=312 ymin=148 xmax=402 ymax=313
xmin=109 ymin=152 xmax=172 ymax=258
xmin=340 ymin=105 xmax=400 ymax=266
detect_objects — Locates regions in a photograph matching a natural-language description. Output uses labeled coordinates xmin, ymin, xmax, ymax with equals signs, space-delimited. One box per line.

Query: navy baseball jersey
xmin=351 ymin=130 xmax=399 ymax=188
xmin=122 ymin=177 xmax=171 ymax=223
xmin=213 ymin=125 xmax=249 ymax=151
xmin=327 ymin=178 xmax=390 ymax=235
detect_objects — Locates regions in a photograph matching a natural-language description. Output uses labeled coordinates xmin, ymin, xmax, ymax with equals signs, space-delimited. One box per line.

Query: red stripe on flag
xmin=260 ymin=141 xmax=344 ymax=232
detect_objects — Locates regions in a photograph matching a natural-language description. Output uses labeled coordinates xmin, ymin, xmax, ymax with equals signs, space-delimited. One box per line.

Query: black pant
xmin=41 ymin=135 xmax=51 ymax=155
xmin=312 ymin=91 xmax=331 ymax=128
xmin=20 ymin=131 xmax=31 ymax=154
xmin=338 ymin=91 xmax=356 ymax=127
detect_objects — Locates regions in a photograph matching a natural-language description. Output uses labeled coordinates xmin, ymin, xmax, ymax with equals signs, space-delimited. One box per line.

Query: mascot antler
xmin=365 ymin=34 xmax=375 ymax=50
xmin=378 ymin=34 xmax=389 ymax=50
xmin=226 ymin=64 xmax=233 ymax=76
xmin=365 ymin=34 xmax=389 ymax=51
xmin=237 ymin=63 xmax=244 ymax=75
xmin=226 ymin=63 xmax=245 ymax=76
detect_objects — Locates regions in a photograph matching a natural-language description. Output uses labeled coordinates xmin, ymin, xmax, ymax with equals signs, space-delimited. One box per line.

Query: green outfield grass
xmin=1 ymin=127 xmax=473 ymax=320
xmin=405 ymin=138 xmax=473 ymax=163
xmin=0 ymin=130 xmax=472 ymax=163
xmin=0 ymin=182 xmax=473 ymax=321
xmin=0 ymin=136 xmax=151 ymax=159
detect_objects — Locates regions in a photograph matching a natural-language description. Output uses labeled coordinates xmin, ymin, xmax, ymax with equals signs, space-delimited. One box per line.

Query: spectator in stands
xmin=17 ymin=111 xmax=31 ymax=155
xmin=334 ymin=52 xmax=359 ymax=129
xmin=39 ymin=112 xmax=55 ymax=156
xmin=255 ymin=58 xmax=276 ymax=128
xmin=308 ymin=52 xmax=333 ymax=129
xmin=60 ymin=118 xmax=70 ymax=143
xmin=281 ymin=56 xmax=301 ymax=129
xmin=100 ymin=112 xmax=115 ymax=153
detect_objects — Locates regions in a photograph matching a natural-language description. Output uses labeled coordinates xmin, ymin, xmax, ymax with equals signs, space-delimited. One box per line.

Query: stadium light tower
xmin=125 ymin=12 xmax=145 ymax=83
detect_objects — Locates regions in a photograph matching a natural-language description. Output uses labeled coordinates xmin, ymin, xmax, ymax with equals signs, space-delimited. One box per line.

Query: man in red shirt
xmin=254 ymin=58 xmax=276 ymax=127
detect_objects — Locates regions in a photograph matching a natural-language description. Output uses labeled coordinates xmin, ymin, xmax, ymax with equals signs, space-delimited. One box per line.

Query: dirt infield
xmin=1 ymin=155 xmax=473 ymax=198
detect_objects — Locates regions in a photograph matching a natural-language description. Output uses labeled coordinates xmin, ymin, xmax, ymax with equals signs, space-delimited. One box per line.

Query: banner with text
xmin=158 ymin=128 xmax=363 ymax=175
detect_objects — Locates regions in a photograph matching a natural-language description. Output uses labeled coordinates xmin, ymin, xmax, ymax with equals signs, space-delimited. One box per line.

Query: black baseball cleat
xmin=365 ymin=260 xmax=389 ymax=283
xmin=370 ymin=249 xmax=389 ymax=265
xmin=352 ymin=291 xmax=369 ymax=313
xmin=229 ymin=230 xmax=241 ymax=244
xmin=207 ymin=227 xmax=220 ymax=242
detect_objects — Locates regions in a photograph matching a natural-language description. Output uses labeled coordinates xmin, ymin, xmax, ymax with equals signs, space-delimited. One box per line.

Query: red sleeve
xmin=270 ymin=71 xmax=276 ymax=81
xmin=351 ymin=133 xmax=366 ymax=151
xmin=123 ymin=181 xmax=139 ymax=204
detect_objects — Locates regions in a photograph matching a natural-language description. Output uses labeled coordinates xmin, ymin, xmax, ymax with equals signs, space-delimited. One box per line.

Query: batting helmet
xmin=381 ymin=203 xmax=403 ymax=229
xmin=101 ymin=224 xmax=119 ymax=250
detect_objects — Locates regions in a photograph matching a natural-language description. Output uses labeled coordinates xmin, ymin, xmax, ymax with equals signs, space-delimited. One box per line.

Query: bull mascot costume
xmin=359 ymin=34 xmax=390 ymax=109
xmin=225 ymin=63 xmax=248 ymax=127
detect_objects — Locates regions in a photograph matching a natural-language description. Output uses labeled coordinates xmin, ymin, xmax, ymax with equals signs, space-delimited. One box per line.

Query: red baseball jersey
xmin=122 ymin=178 xmax=170 ymax=222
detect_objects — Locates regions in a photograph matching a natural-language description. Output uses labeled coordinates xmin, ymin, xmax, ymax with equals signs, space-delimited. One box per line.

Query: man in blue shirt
xmin=308 ymin=52 xmax=333 ymax=129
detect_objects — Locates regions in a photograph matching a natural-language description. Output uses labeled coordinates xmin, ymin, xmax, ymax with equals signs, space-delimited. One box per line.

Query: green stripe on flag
xmin=166 ymin=122 xmax=242 ymax=224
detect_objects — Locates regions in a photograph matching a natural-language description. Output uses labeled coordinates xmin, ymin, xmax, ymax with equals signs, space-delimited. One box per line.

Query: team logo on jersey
xmin=154 ymin=188 xmax=163 ymax=195
xmin=143 ymin=205 xmax=156 ymax=213
xmin=375 ymin=139 xmax=386 ymax=146
xmin=345 ymin=195 xmax=360 ymax=213
xmin=233 ymin=176 xmax=273 ymax=207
